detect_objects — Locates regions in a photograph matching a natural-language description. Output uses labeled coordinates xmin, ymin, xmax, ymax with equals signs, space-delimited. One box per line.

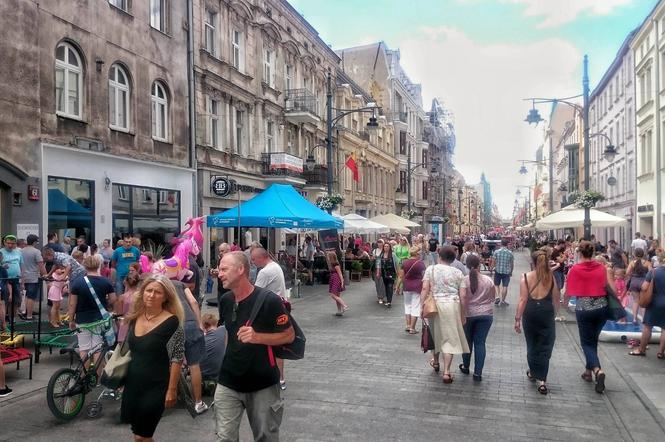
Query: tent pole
xmin=237 ymin=189 xmax=241 ymax=247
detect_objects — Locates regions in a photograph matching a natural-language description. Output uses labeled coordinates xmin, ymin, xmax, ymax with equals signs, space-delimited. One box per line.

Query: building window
xmin=109 ymin=64 xmax=130 ymax=130
xmin=112 ymin=184 xmax=180 ymax=250
xmin=263 ymin=48 xmax=275 ymax=87
xmin=422 ymin=181 xmax=428 ymax=200
xmin=235 ymin=109 xmax=244 ymax=154
xmin=48 ymin=177 xmax=94 ymax=244
xmin=55 ymin=42 xmax=83 ymax=118
xmin=421 ymin=150 xmax=427 ymax=167
xmin=204 ymin=9 xmax=217 ymax=56
xmin=150 ymin=0 xmax=167 ymax=32
xmin=109 ymin=0 xmax=127 ymax=11
xmin=232 ymin=29 xmax=244 ymax=71
xmin=207 ymin=96 xmax=220 ymax=149
xmin=266 ymin=120 xmax=274 ymax=152
xmin=285 ymin=64 xmax=293 ymax=90
xmin=151 ymin=81 xmax=169 ymax=141
xmin=399 ymin=131 xmax=406 ymax=155
xmin=399 ymin=170 xmax=407 ymax=192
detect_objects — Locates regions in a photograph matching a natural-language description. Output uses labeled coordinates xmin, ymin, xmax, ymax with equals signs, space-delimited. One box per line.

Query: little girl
xmin=614 ymin=268 xmax=628 ymax=323
xmin=48 ymin=265 xmax=67 ymax=327
xmin=326 ymin=251 xmax=348 ymax=316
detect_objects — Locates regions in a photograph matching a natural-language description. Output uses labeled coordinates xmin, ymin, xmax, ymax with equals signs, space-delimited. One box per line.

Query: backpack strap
xmin=245 ymin=289 xmax=269 ymax=327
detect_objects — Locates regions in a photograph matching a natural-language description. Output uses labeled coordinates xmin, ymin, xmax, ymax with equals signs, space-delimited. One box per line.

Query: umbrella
xmin=341 ymin=214 xmax=390 ymax=234
xmin=369 ymin=213 xmax=419 ymax=234
xmin=535 ymin=205 xmax=628 ymax=230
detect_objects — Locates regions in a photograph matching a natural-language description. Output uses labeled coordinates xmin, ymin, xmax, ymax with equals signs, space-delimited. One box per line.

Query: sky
xmin=288 ymin=0 xmax=658 ymax=218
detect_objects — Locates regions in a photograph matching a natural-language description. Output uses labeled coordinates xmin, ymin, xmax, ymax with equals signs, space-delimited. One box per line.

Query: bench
xmin=1 ymin=347 xmax=33 ymax=379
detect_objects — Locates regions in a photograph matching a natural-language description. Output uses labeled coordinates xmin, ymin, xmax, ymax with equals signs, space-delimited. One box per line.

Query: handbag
xmin=638 ymin=274 xmax=654 ymax=308
xmin=421 ymin=266 xmax=439 ymax=319
xmin=421 ymin=320 xmax=435 ymax=353
xmin=84 ymin=276 xmax=116 ymax=347
xmin=100 ymin=337 xmax=131 ymax=389
xmin=605 ymin=283 xmax=627 ymax=321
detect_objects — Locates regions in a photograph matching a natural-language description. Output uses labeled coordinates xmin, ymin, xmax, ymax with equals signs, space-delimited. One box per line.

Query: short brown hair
xmin=202 ymin=313 xmax=218 ymax=329
xmin=578 ymin=240 xmax=595 ymax=259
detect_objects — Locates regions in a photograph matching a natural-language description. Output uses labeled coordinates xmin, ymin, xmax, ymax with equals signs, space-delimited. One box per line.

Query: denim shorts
xmin=25 ymin=282 xmax=41 ymax=301
xmin=493 ymin=272 xmax=511 ymax=287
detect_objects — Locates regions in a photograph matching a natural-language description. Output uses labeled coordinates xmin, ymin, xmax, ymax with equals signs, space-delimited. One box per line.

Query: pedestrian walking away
xmin=629 ymin=251 xmax=665 ymax=358
xmin=626 ymin=248 xmax=651 ymax=324
xmin=326 ymin=251 xmax=348 ymax=316
xmin=215 ymin=251 xmax=295 ymax=442
xmin=460 ymin=254 xmax=495 ymax=381
xmin=396 ymin=246 xmax=426 ymax=333
xmin=514 ymin=250 xmax=560 ymax=395
xmin=372 ymin=240 xmax=386 ymax=304
xmin=427 ymin=233 xmax=439 ymax=266
xmin=423 ymin=246 xmax=469 ymax=384
xmin=491 ymin=239 xmax=514 ymax=307
xmin=566 ymin=241 xmax=610 ymax=393
xmin=376 ymin=242 xmax=399 ymax=308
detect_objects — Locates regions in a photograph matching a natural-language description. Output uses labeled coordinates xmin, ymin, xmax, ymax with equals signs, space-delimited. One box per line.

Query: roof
xmin=336 ymin=68 xmax=373 ymax=102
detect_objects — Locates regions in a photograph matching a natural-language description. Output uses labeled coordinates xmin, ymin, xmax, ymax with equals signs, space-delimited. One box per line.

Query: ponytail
xmin=466 ymin=254 xmax=481 ymax=294
xmin=533 ymin=250 xmax=553 ymax=289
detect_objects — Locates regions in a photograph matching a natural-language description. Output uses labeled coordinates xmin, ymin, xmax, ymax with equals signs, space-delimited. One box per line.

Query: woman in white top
xmin=422 ymin=246 xmax=469 ymax=384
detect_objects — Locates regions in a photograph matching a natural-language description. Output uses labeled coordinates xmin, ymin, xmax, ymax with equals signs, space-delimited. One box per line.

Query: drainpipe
xmin=187 ymin=0 xmax=198 ymax=217
xmin=654 ymin=18 xmax=663 ymax=242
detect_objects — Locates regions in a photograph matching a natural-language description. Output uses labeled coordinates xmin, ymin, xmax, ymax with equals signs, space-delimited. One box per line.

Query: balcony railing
xmin=303 ymin=164 xmax=328 ymax=187
xmin=261 ymin=152 xmax=303 ymax=178
xmin=285 ymin=89 xmax=319 ymax=124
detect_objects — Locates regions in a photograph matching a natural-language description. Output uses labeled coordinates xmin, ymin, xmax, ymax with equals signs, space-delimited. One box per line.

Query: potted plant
xmin=315 ymin=194 xmax=344 ymax=211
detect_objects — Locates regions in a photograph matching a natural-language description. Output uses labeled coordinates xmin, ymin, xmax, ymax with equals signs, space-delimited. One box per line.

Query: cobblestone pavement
xmin=2 ymin=252 xmax=665 ymax=441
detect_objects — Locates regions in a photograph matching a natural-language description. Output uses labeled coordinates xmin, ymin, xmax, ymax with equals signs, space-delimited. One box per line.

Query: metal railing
xmin=285 ymin=89 xmax=318 ymax=116
xmin=303 ymin=164 xmax=328 ymax=186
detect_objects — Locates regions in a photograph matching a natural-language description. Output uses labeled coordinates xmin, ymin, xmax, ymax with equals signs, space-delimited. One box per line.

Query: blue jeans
xmin=576 ymin=307 xmax=608 ymax=370
xmin=462 ymin=315 xmax=493 ymax=376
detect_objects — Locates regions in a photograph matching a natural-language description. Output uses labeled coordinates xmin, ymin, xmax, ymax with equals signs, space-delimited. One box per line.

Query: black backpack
xmin=247 ymin=289 xmax=305 ymax=361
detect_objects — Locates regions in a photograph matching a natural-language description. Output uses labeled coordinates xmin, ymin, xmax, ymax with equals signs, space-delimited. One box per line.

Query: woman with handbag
xmin=566 ymin=241 xmax=612 ymax=393
xmin=629 ymin=251 xmax=665 ymax=358
xmin=422 ymin=246 xmax=469 ymax=384
xmin=376 ymin=242 xmax=399 ymax=308
xmin=396 ymin=246 xmax=426 ymax=333
xmin=514 ymin=250 xmax=560 ymax=394
xmin=121 ymin=274 xmax=185 ymax=441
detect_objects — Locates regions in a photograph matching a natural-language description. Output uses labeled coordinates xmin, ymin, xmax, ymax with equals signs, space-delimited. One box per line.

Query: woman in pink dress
xmin=327 ymin=251 xmax=348 ymax=316
xmin=48 ymin=266 xmax=68 ymax=327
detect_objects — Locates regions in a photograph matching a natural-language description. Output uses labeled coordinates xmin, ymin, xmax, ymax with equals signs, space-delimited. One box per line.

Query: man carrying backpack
xmin=215 ymin=252 xmax=295 ymax=442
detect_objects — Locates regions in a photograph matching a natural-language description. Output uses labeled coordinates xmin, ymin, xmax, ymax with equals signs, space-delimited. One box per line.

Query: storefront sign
xmin=638 ymin=204 xmax=654 ymax=213
xmin=211 ymin=176 xmax=232 ymax=197
xmin=269 ymin=153 xmax=303 ymax=173
xmin=16 ymin=224 xmax=39 ymax=240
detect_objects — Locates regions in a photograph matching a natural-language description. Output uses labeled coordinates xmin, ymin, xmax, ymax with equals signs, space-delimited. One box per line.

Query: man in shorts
xmin=18 ymin=235 xmax=47 ymax=321
xmin=0 ymin=235 xmax=23 ymax=317
xmin=491 ymin=239 xmax=514 ymax=307
xmin=303 ymin=236 xmax=315 ymax=285
xmin=427 ymin=233 xmax=439 ymax=266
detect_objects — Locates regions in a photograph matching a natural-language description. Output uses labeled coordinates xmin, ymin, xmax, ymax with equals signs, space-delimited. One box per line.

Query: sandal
xmin=657 ymin=353 xmax=665 ymax=359
xmin=581 ymin=372 xmax=593 ymax=382
xmin=408 ymin=329 xmax=419 ymax=334
xmin=628 ymin=350 xmax=646 ymax=356
xmin=458 ymin=364 xmax=470 ymax=375
xmin=442 ymin=373 xmax=453 ymax=384
xmin=537 ymin=384 xmax=548 ymax=395
xmin=595 ymin=371 xmax=606 ymax=394
xmin=429 ymin=359 xmax=440 ymax=373
xmin=526 ymin=370 xmax=536 ymax=382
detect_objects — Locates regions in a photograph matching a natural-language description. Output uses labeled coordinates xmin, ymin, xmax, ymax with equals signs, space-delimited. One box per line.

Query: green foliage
xmin=142 ymin=239 xmax=167 ymax=259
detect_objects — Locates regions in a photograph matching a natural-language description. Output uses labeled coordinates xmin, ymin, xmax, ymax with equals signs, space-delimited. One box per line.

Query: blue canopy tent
xmin=206 ymin=184 xmax=343 ymax=229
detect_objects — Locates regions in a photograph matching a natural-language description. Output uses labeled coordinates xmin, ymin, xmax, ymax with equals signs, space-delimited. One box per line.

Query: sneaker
xmin=378 ymin=300 xmax=384 ymax=305
xmin=494 ymin=298 xmax=501 ymax=306
xmin=500 ymin=301 xmax=510 ymax=307
xmin=280 ymin=380 xmax=287 ymax=391
xmin=555 ymin=316 xmax=565 ymax=322
xmin=0 ymin=386 xmax=12 ymax=398
xmin=17 ymin=312 xmax=27 ymax=320
xmin=194 ymin=401 xmax=209 ymax=414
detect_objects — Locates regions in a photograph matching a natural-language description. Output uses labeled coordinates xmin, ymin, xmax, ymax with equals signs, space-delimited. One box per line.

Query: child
xmin=48 ymin=265 xmax=67 ymax=327
xmin=326 ymin=251 xmax=348 ymax=316
xmin=614 ymin=268 xmax=628 ymax=323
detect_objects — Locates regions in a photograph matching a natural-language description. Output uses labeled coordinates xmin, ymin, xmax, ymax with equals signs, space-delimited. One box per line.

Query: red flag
xmin=346 ymin=153 xmax=359 ymax=182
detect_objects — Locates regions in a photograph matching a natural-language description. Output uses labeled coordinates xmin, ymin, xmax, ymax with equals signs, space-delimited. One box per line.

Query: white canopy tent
xmin=340 ymin=213 xmax=390 ymax=234
xmin=536 ymin=205 xmax=628 ymax=230
xmin=369 ymin=213 xmax=420 ymax=234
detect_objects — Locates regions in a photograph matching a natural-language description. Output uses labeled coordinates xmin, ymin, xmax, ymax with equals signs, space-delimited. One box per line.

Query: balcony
xmin=392 ymin=111 xmax=407 ymax=123
xmin=303 ymin=164 xmax=328 ymax=188
xmin=285 ymin=89 xmax=320 ymax=125
xmin=261 ymin=152 xmax=306 ymax=186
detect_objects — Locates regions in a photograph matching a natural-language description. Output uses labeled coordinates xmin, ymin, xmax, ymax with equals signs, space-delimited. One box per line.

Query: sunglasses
xmin=231 ymin=302 xmax=239 ymax=323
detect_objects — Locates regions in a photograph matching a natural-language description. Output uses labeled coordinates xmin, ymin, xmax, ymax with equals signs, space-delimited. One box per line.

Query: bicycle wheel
xmin=177 ymin=371 xmax=197 ymax=418
xmin=47 ymin=368 xmax=86 ymax=421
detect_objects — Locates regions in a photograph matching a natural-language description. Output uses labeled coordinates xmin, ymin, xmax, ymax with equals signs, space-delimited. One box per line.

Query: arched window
xmin=109 ymin=64 xmax=130 ymax=130
xmin=55 ymin=42 xmax=83 ymax=118
xmin=151 ymin=81 xmax=169 ymax=141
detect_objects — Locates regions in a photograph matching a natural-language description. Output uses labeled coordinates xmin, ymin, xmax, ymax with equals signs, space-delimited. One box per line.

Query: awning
xmin=536 ymin=205 xmax=628 ymax=230
xmin=341 ymin=213 xmax=390 ymax=234
xmin=369 ymin=213 xmax=420 ymax=234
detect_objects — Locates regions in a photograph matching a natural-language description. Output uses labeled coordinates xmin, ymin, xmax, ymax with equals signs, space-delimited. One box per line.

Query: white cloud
xmin=397 ymin=26 xmax=581 ymax=218
xmin=503 ymin=0 xmax=634 ymax=28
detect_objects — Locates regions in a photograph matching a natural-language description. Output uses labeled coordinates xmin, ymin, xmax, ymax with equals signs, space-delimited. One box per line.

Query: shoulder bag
xmin=421 ymin=266 xmax=438 ymax=319
xmin=84 ymin=276 xmax=116 ymax=347
xmin=100 ymin=335 xmax=131 ymax=389
xmin=605 ymin=283 xmax=627 ymax=321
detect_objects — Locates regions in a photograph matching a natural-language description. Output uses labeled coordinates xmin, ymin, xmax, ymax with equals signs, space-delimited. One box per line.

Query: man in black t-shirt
xmin=427 ymin=233 xmax=439 ymax=265
xmin=214 ymin=251 xmax=294 ymax=441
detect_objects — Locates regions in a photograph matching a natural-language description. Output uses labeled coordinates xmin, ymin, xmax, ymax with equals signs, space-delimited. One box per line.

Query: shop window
xmin=48 ymin=177 xmax=94 ymax=244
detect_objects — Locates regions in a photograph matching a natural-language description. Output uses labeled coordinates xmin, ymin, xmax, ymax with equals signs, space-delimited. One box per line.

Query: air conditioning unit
xmin=74 ymin=137 xmax=104 ymax=152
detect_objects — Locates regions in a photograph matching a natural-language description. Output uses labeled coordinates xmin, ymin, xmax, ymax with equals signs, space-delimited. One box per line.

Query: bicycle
xmin=46 ymin=317 xmax=120 ymax=421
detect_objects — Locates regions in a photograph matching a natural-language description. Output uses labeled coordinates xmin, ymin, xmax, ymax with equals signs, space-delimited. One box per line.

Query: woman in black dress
xmin=376 ymin=242 xmax=399 ymax=308
xmin=514 ymin=250 xmax=560 ymax=394
xmin=121 ymin=274 xmax=185 ymax=441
